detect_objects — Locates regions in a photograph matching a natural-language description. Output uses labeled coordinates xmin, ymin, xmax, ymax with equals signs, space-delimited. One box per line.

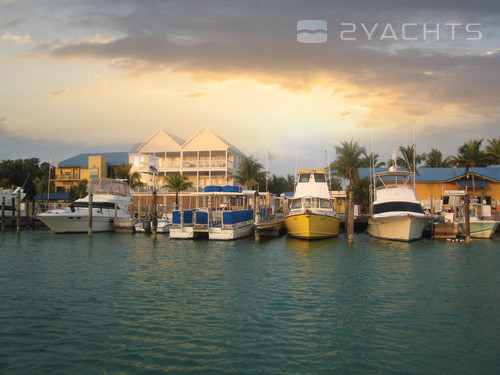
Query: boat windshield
xmin=299 ymin=173 xmax=310 ymax=183
xmin=87 ymin=179 xmax=131 ymax=196
xmin=314 ymin=173 xmax=326 ymax=183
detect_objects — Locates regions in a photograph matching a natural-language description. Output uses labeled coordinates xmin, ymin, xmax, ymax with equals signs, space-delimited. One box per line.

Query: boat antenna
xmin=294 ymin=150 xmax=299 ymax=189
xmin=370 ymin=129 xmax=375 ymax=215
xmin=22 ymin=172 xmax=31 ymax=189
xmin=325 ymin=145 xmax=332 ymax=190
xmin=413 ymin=126 xmax=417 ymax=191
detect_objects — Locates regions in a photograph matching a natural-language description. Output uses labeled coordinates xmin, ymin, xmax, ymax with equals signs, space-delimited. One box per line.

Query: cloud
xmin=48 ymin=88 xmax=68 ymax=99
xmin=184 ymin=92 xmax=206 ymax=98
xmin=2 ymin=32 xmax=31 ymax=44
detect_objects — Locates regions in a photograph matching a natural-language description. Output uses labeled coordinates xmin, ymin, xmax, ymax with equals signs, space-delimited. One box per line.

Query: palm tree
xmin=234 ymin=156 xmax=265 ymax=189
xmin=162 ymin=173 xmax=193 ymax=209
xmin=397 ymin=145 xmax=426 ymax=172
xmin=485 ymin=137 xmax=500 ymax=165
xmin=452 ymin=139 xmax=489 ymax=197
xmin=114 ymin=163 xmax=145 ymax=189
xmin=33 ymin=176 xmax=48 ymax=197
xmin=331 ymin=139 xmax=367 ymax=188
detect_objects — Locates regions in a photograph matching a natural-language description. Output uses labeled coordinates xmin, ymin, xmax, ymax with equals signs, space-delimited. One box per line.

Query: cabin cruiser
xmin=284 ymin=169 xmax=340 ymax=239
xmin=37 ymin=179 xmax=133 ymax=233
xmin=134 ymin=213 xmax=172 ymax=234
xmin=368 ymin=170 xmax=429 ymax=241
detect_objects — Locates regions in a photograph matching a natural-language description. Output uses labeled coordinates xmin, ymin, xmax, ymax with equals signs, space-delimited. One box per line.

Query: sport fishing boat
xmin=37 ymin=178 xmax=133 ymax=233
xmin=284 ymin=169 xmax=340 ymax=239
xmin=368 ymin=170 xmax=429 ymax=241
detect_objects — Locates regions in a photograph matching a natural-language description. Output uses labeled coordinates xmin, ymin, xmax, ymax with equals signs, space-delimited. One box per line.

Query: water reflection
xmin=284 ymin=236 xmax=343 ymax=252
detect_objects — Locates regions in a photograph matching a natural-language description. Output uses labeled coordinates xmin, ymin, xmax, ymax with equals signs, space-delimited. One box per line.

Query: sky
xmin=1 ymin=0 xmax=499 ymax=175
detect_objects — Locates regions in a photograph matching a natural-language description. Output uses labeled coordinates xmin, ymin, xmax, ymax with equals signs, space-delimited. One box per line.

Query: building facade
xmin=129 ymin=128 xmax=246 ymax=191
xmin=55 ymin=153 xmax=129 ymax=193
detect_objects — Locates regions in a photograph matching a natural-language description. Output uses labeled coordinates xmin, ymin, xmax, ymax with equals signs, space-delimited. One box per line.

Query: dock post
xmin=1 ymin=196 xmax=5 ymax=231
xmin=347 ymin=191 xmax=354 ymax=243
xmin=464 ymin=195 xmax=471 ymax=244
xmin=16 ymin=191 xmax=21 ymax=234
xmin=254 ymin=192 xmax=260 ymax=241
xmin=430 ymin=196 xmax=435 ymax=239
xmin=88 ymin=193 xmax=93 ymax=237
xmin=25 ymin=200 xmax=30 ymax=228
xmin=152 ymin=190 xmax=157 ymax=238
xmin=11 ymin=197 xmax=15 ymax=225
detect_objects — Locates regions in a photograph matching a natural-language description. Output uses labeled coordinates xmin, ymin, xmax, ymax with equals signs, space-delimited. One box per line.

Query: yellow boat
xmin=284 ymin=169 xmax=340 ymax=239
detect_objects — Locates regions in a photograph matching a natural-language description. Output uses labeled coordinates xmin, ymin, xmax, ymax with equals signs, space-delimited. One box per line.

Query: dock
xmin=254 ymin=216 xmax=286 ymax=239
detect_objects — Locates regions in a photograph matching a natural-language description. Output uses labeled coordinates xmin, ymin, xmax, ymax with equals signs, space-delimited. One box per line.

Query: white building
xmin=129 ymin=128 xmax=246 ymax=191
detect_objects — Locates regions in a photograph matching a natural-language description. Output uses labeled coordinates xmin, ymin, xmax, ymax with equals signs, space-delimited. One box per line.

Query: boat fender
xmin=70 ymin=204 xmax=75 ymax=213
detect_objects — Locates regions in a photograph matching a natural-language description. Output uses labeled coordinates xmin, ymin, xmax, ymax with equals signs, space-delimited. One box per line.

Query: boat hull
xmin=208 ymin=223 xmax=254 ymax=240
xmin=169 ymin=226 xmax=206 ymax=239
xmin=458 ymin=220 xmax=500 ymax=239
xmin=368 ymin=215 xmax=429 ymax=242
xmin=37 ymin=213 xmax=116 ymax=233
xmin=285 ymin=213 xmax=340 ymax=240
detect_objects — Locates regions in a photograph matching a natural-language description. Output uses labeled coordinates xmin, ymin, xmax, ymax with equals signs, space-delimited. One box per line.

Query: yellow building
xmin=359 ymin=167 xmax=500 ymax=204
xmin=54 ymin=153 xmax=129 ymax=193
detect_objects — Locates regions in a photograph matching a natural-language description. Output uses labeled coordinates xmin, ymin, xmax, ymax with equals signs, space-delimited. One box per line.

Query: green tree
xmin=452 ymin=139 xmax=490 ymax=197
xmin=485 ymin=137 xmax=500 ymax=165
xmin=71 ymin=179 xmax=88 ymax=200
xmin=397 ymin=145 xmax=426 ymax=172
xmin=114 ymin=163 xmax=145 ymax=189
xmin=425 ymin=148 xmax=452 ymax=167
xmin=162 ymin=174 xmax=193 ymax=209
xmin=331 ymin=139 xmax=367 ymax=189
xmin=33 ymin=176 xmax=48 ymax=197
xmin=234 ymin=156 xmax=265 ymax=189
xmin=351 ymin=177 xmax=371 ymax=213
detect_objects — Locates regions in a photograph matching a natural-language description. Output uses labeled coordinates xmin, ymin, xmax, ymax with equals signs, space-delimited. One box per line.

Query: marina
xmin=1 ymin=230 xmax=498 ymax=374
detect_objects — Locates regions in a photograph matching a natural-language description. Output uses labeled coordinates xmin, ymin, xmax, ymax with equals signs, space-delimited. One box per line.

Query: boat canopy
xmin=87 ymin=179 xmax=131 ymax=196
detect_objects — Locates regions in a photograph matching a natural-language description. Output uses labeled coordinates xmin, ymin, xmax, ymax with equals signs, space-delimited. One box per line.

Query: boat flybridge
xmin=368 ymin=170 xmax=429 ymax=241
xmin=284 ymin=169 xmax=340 ymax=239
xmin=37 ymin=178 xmax=133 ymax=233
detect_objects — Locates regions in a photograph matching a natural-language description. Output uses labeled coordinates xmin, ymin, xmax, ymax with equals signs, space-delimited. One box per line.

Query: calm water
xmin=0 ymin=230 xmax=499 ymax=374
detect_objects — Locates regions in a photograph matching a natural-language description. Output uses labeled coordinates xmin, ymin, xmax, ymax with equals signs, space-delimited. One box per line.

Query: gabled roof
xmin=182 ymin=128 xmax=245 ymax=155
xmin=58 ymin=152 xmax=129 ymax=168
xmin=358 ymin=167 xmax=500 ymax=182
xmin=135 ymin=129 xmax=184 ymax=153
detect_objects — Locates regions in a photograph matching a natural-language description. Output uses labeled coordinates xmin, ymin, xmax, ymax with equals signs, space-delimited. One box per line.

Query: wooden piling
xmin=1 ymin=196 xmax=5 ymax=231
xmin=430 ymin=196 xmax=435 ymax=239
xmin=347 ymin=191 xmax=354 ymax=243
xmin=254 ymin=192 xmax=260 ymax=241
xmin=16 ymin=191 xmax=21 ymax=233
xmin=464 ymin=195 xmax=471 ymax=244
xmin=152 ymin=190 xmax=157 ymax=237
xmin=88 ymin=193 xmax=93 ymax=236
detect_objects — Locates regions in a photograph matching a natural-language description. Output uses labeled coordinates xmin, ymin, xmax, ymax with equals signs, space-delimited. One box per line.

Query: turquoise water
xmin=1 ymin=230 xmax=499 ymax=374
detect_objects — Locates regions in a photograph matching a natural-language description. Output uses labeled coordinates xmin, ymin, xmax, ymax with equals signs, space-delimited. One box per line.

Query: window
xmin=299 ymin=173 xmax=310 ymax=183
xmin=314 ymin=173 xmax=326 ymax=182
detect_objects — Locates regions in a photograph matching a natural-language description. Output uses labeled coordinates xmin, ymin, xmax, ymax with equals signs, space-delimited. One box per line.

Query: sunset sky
xmin=1 ymin=0 xmax=499 ymax=175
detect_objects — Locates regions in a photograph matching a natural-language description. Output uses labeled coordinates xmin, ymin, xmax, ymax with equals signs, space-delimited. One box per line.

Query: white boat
xmin=37 ymin=179 xmax=133 ymax=233
xmin=169 ymin=186 xmax=255 ymax=240
xmin=457 ymin=203 xmax=500 ymax=239
xmin=134 ymin=214 xmax=172 ymax=233
xmin=169 ymin=209 xmax=202 ymax=239
xmin=0 ymin=187 xmax=26 ymax=225
xmin=284 ymin=169 xmax=340 ymax=240
xmin=368 ymin=170 xmax=429 ymax=241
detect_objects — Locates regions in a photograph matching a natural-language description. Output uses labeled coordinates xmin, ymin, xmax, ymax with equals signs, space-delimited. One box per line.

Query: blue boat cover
xmin=221 ymin=186 xmax=241 ymax=193
xmin=195 ymin=211 xmax=208 ymax=224
xmin=204 ymin=186 xmax=222 ymax=192
xmin=183 ymin=210 xmax=193 ymax=224
xmin=223 ymin=209 xmax=253 ymax=225
xmin=172 ymin=210 xmax=181 ymax=224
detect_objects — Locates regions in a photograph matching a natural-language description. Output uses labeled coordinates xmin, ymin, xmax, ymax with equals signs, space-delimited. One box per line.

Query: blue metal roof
xmin=58 ymin=152 xmax=129 ymax=168
xmin=358 ymin=167 xmax=500 ymax=182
